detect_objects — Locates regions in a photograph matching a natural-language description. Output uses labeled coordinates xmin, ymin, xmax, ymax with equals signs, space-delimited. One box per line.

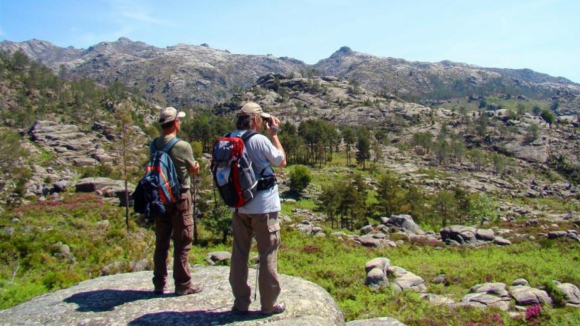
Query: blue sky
xmin=1 ymin=0 xmax=579 ymax=83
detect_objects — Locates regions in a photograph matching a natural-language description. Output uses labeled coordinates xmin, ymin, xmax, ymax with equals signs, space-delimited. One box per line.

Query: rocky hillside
xmin=314 ymin=47 xmax=580 ymax=114
xmin=0 ymin=38 xmax=307 ymax=108
xmin=218 ymin=72 xmax=580 ymax=204
xmin=1 ymin=39 xmax=578 ymax=111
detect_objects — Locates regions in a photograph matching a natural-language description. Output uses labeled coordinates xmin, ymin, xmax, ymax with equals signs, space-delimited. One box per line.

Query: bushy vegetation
xmin=1 ymin=190 xmax=579 ymax=325
xmin=316 ymin=170 xmax=503 ymax=231
xmin=289 ymin=165 xmax=312 ymax=193
xmin=0 ymin=193 xmax=155 ymax=308
xmin=0 ymin=130 xmax=31 ymax=201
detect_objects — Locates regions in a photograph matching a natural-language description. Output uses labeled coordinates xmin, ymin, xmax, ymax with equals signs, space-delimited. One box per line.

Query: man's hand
xmin=188 ymin=161 xmax=200 ymax=175
xmin=266 ymin=116 xmax=280 ymax=137
xmin=265 ymin=115 xmax=287 ymax=167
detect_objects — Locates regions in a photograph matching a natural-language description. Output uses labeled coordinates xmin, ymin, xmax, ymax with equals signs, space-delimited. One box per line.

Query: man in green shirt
xmin=152 ymin=107 xmax=202 ymax=296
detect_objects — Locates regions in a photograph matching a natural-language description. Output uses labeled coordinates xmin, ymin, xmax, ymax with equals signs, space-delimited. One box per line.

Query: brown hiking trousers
xmin=152 ymin=191 xmax=193 ymax=291
xmin=229 ymin=212 xmax=281 ymax=313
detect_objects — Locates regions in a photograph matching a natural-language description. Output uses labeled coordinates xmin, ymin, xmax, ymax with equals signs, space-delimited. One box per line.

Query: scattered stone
xmin=59 ymin=244 xmax=71 ymax=256
xmin=420 ymin=293 xmax=455 ymax=305
xmin=294 ymin=221 xmax=313 ymax=234
xmin=493 ymin=237 xmax=512 ymax=246
xmin=440 ymin=225 xmax=477 ymax=244
xmin=282 ymin=215 xmax=292 ymax=223
xmin=75 ymin=177 xmax=125 ymax=193
xmin=332 ymin=232 xmax=348 ymax=239
xmin=461 ymin=293 xmax=510 ymax=311
xmin=101 ymin=261 xmax=126 ymax=276
xmin=204 ymin=251 xmax=231 ymax=266
xmin=512 ymin=279 xmax=529 ymax=286
xmin=509 ymin=285 xmax=553 ymax=306
xmin=431 ymin=274 xmax=447 ymax=285
xmin=470 ymin=282 xmax=510 ymax=297
xmin=525 ymin=219 xmax=539 ymax=227
xmin=360 ymin=225 xmax=374 ymax=234
xmin=130 ymin=259 xmax=151 ymax=272
xmin=365 ymin=258 xmax=390 ymax=274
xmin=475 ymin=228 xmax=495 ymax=241
xmin=2 ymin=227 xmax=14 ymax=236
xmin=358 ymin=235 xmax=385 ymax=248
xmin=365 ymin=267 xmax=388 ymax=290
xmin=383 ymin=214 xmax=425 ymax=235
xmin=553 ymin=281 xmax=580 ymax=305
xmin=53 ymin=181 xmax=69 ymax=193
xmin=389 ymin=267 xmax=427 ymax=293
xmin=311 ymin=226 xmax=323 ymax=234
xmin=548 ymin=230 xmax=568 ymax=239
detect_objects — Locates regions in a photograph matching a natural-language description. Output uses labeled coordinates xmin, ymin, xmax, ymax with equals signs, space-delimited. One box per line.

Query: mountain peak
xmin=116 ymin=37 xmax=133 ymax=44
xmin=334 ymin=46 xmax=353 ymax=56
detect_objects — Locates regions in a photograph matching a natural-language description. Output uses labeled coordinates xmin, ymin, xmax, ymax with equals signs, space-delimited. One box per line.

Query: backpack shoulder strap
xmin=240 ymin=131 xmax=265 ymax=176
xmin=150 ymin=138 xmax=158 ymax=154
xmin=161 ymin=137 xmax=181 ymax=153
xmin=240 ymin=131 xmax=257 ymax=143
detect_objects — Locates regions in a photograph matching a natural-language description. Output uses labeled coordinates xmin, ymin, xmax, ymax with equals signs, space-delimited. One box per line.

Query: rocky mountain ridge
xmin=1 ymin=38 xmax=578 ymax=110
xmin=0 ymin=38 xmax=307 ymax=108
xmin=315 ymin=47 xmax=579 ymax=101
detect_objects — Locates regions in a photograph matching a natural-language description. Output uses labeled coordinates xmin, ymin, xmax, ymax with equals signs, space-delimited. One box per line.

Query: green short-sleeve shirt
xmin=154 ymin=136 xmax=196 ymax=190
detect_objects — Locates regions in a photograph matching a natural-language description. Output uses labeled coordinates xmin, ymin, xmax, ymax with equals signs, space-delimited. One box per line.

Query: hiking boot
xmin=261 ymin=302 xmax=286 ymax=315
xmin=231 ymin=306 xmax=249 ymax=315
xmin=175 ymin=283 xmax=204 ymax=296
xmin=153 ymin=286 xmax=165 ymax=295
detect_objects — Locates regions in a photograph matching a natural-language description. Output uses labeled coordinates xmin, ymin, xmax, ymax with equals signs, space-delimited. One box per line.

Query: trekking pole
xmin=254 ymin=254 xmax=260 ymax=301
xmin=193 ymin=175 xmax=199 ymax=245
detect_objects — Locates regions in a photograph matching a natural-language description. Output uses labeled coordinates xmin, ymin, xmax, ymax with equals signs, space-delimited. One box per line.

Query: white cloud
xmin=68 ymin=0 xmax=178 ymax=47
xmin=106 ymin=0 xmax=175 ymax=27
xmin=121 ymin=11 xmax=173 ymax=26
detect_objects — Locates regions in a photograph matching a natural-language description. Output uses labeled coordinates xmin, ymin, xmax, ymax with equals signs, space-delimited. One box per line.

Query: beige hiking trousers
xmin=229 ymin=212 xmax=281 ymax=313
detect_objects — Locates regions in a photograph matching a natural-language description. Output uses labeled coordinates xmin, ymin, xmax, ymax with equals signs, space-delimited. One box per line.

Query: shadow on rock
xmin=64 ymin=289 xmax=154 ymax=312
xmin=129 ymin=310 xmax=269 ymax=326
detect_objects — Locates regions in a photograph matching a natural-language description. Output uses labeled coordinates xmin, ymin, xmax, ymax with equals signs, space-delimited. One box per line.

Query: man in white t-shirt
xmin=229 ymin=102 xmax=287 ymax=316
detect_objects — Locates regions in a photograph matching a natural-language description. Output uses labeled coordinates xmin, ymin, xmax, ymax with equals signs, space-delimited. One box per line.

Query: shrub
xmin=0 ymin=283 xmax=46 ymax=309
xmin=289 ymin=165 xmax=312 ymax=193
xmin=526 ymin=304 xmax=542 ymax=321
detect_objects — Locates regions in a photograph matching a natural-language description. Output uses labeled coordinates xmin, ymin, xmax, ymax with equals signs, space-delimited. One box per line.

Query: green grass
xmin=511 ymin=196 xmax=580 ymax=214
xmin=33 ymin=144 xmax=56 ymax=166
xmin=1 ymin=188 xmax=580 ymax=325
xmin=278 ymin=228 xmax=580 ymax=325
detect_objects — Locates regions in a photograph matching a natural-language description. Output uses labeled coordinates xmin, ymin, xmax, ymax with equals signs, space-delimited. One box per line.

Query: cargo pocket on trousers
xmin=174 ymin=194 xmax=193 ymax=244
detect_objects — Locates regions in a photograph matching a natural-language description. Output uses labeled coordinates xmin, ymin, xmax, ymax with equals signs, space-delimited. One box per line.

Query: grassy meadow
xmin=1 ymin=165 xmax=580 ymax=326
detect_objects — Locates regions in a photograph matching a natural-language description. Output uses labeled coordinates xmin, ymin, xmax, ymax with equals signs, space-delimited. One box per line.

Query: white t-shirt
xmin=229 ymin=130 xmax=285 ymax=214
